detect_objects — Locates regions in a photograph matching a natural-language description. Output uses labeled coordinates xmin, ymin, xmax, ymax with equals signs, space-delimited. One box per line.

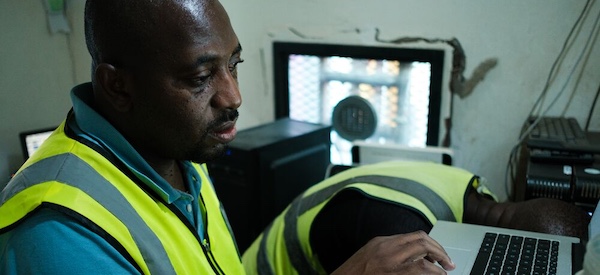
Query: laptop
xmin=429 ymin=202 xmax=600 ymax=274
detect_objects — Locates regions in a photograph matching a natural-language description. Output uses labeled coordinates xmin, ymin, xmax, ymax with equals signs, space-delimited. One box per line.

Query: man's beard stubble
xmin=187 ymin=109 xmax=239 ymax=164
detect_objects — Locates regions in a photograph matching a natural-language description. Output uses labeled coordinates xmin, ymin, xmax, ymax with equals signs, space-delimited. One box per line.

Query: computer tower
xmin=525 ymin=162 xmax=573 ymax=201
xmin=573 ymin=163 xmax=600 ymax=210
xmin=207 ymin=118 xmax=331 ymax=252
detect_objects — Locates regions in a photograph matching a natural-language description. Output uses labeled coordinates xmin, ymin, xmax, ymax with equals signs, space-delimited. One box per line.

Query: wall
xmin=1 ymin=0 xmax=599 ymax=201
xmin=222 ymin=0 xmax=600 ymax=201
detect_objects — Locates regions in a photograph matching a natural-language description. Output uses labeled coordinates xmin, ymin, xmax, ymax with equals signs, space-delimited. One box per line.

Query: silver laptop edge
xmin=430 ymin=220 xmax=580 ymax=275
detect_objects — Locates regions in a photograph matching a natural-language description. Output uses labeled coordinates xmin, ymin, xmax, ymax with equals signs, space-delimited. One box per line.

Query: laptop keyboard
xmin=529 ymin=117 xmax=587 ymax=143
xmin=470 ymin=232 xmax=559 ymax=275
xmin=525 ymin=116 xmax=600 ymax=154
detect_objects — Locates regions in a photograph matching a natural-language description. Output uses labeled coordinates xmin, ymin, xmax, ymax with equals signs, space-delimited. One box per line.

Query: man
xmin=242 ymin=161 xmax=590 ymax=275
xmin=0 ymin=0 xmax=454 ymax=274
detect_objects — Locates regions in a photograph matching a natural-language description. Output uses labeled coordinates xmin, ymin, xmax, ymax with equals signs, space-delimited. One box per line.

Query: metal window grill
xmin=288 ymin=54 xmax=431 ymax=164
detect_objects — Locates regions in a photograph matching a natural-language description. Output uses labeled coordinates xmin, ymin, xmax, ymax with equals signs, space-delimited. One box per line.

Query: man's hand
xmin=331 ymin=231 xmax=455 ymax=274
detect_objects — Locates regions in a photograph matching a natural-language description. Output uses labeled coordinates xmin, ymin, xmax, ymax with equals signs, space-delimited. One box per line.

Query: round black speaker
xmin=331 ymin=96 xmax=377 ymax=141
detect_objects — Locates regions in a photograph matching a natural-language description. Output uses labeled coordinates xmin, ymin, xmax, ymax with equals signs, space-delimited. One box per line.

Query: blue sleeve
xmin=0 ymin=208 xmax=140 ymax=275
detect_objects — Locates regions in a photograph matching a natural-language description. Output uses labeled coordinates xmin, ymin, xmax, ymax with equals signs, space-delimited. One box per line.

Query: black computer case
xmin=207 ymin=118 xmax=331 ymax=252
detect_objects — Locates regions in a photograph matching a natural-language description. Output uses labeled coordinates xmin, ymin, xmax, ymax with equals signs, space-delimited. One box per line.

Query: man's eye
xmin=229 ymin=59 xmax=244 ymax=72
xmin=189 ymin=71 xmax=211 ymax=86
xmin=191 ymin=76 xmax=209 ymax=85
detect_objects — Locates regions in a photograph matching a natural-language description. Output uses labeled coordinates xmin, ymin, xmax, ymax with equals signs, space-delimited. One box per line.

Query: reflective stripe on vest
xmin=257 ymin=175 xmax=456 ymax=275
xmin=0 ymin=153 xmax=176 ymax=275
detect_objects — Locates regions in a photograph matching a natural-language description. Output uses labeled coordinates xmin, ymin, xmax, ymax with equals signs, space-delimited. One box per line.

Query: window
xmin=274 ymin=42 xmax=444 ymax=164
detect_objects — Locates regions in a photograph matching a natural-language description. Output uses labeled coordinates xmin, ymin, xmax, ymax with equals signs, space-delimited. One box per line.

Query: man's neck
xmin=147 ymin=158 xmax=187 ymax=192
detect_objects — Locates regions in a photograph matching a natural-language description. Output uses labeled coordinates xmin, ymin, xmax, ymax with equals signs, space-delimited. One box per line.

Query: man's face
xmin=123 ymin=0 xmax=242 ymax=164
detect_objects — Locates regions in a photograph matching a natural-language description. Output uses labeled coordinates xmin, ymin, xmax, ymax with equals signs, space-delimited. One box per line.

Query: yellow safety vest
xmin=0 ymin=122 xmax=245 ymax=275
xmin=242 ymin=161 xmax=493 ymax=275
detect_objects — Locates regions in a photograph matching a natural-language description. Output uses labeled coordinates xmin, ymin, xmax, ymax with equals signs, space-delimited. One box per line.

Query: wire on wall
xmin=373 ymin=30 xmax=498 ymax=147
xmin=505 ymin=0 xmax=599 ymax=200
xmin=585 ymin=83 xmax=600 ymax=131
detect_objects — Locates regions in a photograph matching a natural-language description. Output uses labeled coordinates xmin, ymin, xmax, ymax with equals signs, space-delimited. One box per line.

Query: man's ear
xmin=94 ymin=63 xmax=132 ymax=112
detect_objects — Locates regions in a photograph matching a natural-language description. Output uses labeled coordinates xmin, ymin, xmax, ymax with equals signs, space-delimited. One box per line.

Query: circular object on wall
xmin=331 ymin=96 xmax=377 ymax=141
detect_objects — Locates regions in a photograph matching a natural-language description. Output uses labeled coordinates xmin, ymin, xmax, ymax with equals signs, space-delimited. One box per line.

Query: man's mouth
xmin=209 ymin=121 xmax=237 ymax=143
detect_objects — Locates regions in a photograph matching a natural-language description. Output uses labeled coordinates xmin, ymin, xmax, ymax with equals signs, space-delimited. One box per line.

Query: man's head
xmin=84 ymin=0 xmax=242 ymax=164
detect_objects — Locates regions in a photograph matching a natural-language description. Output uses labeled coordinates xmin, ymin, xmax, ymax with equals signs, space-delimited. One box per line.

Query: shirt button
xmin=186 ymin=204 xmax=193 ymax=213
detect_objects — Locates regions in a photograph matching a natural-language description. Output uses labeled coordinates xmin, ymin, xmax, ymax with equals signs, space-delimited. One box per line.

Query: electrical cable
xmin=505 ymin=0 xmax=597 ymax=199
xmin=520 ymin=6 xmax=599 ymax=144
xmin=585 ymin=83 xmax=600 ymax=131
xmin=582 ymin=7 xmax=600 ymax=131
xmin=524 ymin=0 xmax=600 ymax=141
xmin=519 ymin=0 xmax=594 ymax=142
xmin=506 ymin=3 xmax=600 ymax=199
xmin=526 ymin=0 xmax=594 ymax=123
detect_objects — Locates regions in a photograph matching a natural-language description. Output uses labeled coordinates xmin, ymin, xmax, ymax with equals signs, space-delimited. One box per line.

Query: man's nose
xmin=211 ymin=70 xmax=242 ymax=109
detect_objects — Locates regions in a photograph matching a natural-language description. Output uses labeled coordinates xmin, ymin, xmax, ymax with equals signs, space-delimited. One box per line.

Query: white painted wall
xmin=1 ymin=0 xmax=599 ymax=201
xmin=0 ymin=1 xmax=89 ymax=187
